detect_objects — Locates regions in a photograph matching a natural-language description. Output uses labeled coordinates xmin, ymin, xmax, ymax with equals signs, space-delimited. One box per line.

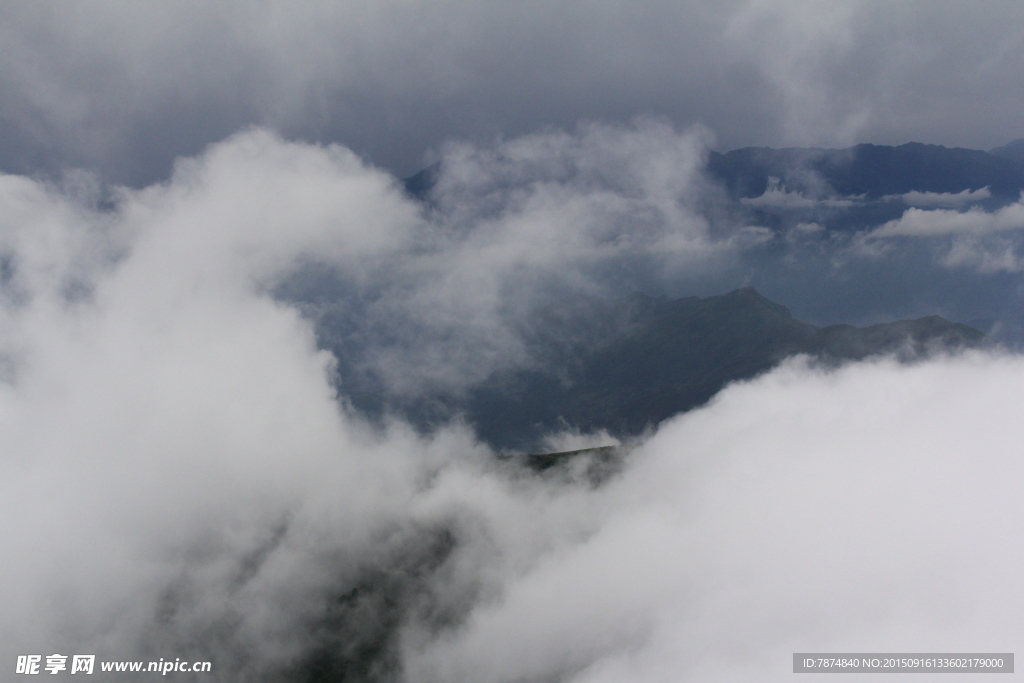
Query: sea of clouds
xmin=1 ymin=125 xmax=1022 ymax=682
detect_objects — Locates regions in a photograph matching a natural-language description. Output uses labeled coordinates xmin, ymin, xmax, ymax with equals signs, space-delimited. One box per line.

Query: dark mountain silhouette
xmin=708 ymin=143 xmax=1024 ymax=200
xmin=365 ymin=151 xmax=1008 ymax=449
xmin=402 ymin=143 xmax=1024 ymax=205
xmin=990 ymin=139 xmax=1024 ymax=164
xmin=400 ymin=162 xmax=440 ymax=201
xmin=461 ymin=287 xmax=986 ymax=448
xmin=319 ymin=287 xmax=987 ymax=451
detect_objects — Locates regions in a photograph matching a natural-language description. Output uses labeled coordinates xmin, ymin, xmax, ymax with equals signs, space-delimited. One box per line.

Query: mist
xmin=406 ymin=353 xmax=1024 ymax=683
xmin=0 ymin=125 xmax=1021 ymax=681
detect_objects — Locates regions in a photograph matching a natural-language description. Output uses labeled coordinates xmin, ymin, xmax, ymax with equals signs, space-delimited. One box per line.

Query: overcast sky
xmin=2 ymin=1 xmax=1024 ymax=185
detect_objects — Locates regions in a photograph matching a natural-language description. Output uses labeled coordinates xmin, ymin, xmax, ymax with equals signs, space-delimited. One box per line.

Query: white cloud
xmin=741 ymin=177 xmax=860 ymax=208
xmin=323 ymin=118 xmax=731 ymax=396
xmin=0 ymin=125 xmax=735 ymax=675
xmin=900 ymin=187 xmax=992 ymax=208
xmin=0 ymin=130 xmax=436 ymax=670
xmin=857 ymin=197 xmax=1024 ymax=273
xmin=872 ymin=200 xmax=1024 ymax=238
xmin=406 ymin=352 xmax=1024 ymax=682
xmin=942 ymin=236 xmax=1024 ymax=274
xmin=2 ymin=126 xmax=1021 ymax=682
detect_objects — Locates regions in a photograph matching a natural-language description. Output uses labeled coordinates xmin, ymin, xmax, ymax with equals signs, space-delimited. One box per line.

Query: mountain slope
xmin=319 ymin=287 xmax=987 ymax=450
xmin=462 ymin=287 xmax=985 ymax=447
xmin=990 ymin=139 xmax=1024 ymax=164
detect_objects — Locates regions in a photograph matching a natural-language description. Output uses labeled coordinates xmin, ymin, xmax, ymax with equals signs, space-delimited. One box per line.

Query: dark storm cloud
xmin=2 ymin=1 xmax=1024 ymax=186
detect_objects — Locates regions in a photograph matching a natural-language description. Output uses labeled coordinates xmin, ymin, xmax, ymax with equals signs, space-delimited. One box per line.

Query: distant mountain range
xmin=454 ymin=287 xmax=985 ymax=448
xmin=708 ymin=141 xmax=1024 ymax=201
xmin=990 ymin=138 xmax=1024 ymax=164
xmin=406 ymin=139 xmax=1024 ymax=204
xmin=353 ymin=144 xmax=1011 ymax=449
xmin=405 ymin=140 xmax=1024 ymax=242
xmin=322 ymin=287 xmax=986 ymax=450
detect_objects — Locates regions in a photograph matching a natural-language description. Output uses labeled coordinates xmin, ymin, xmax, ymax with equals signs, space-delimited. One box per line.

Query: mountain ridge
xmin=318 ymin=286 xmax=988 ymax=450
xmin=708 ymin=142 xmax=1024 ymax=200
xmin=403 ymin=141 xmax=1024 ymax=204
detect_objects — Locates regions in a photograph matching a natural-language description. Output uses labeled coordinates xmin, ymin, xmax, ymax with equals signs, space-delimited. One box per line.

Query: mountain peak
xmin=990 ymin=138 xmax=1024 ymax=163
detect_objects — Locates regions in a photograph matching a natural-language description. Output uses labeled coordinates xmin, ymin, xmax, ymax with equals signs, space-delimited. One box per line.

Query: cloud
xmin=3 ymin=2 xmax=1024 ymax=184
xmin=0 ymin=124 xmax=1022 ymax=682
xmin=900 ymin=187 xmax=992 ymax=208
xmin=863 ymin=200 xmax=1024 ymax=273
xmin=723 ymin=2 xmax=1024 ymax=150
xmin=294 ymin=118 xmax=731 ymax=398
xmin=0 ymin=129 xmax=438 ymax=671
xmin=0 ymin=125 xmax=726 ymax=676
xmin=941 ymin=237 xmax=1024 ymax=274
xmin=405 ymin=352 xmax=1024 ymax=683
xmin=741 ymin=176 xmax=860 ymax=208
xmin=4 ymin=2 xmax=1024 ymax=677
xmin=871 ymin=200 xmax=1024 ymax=238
